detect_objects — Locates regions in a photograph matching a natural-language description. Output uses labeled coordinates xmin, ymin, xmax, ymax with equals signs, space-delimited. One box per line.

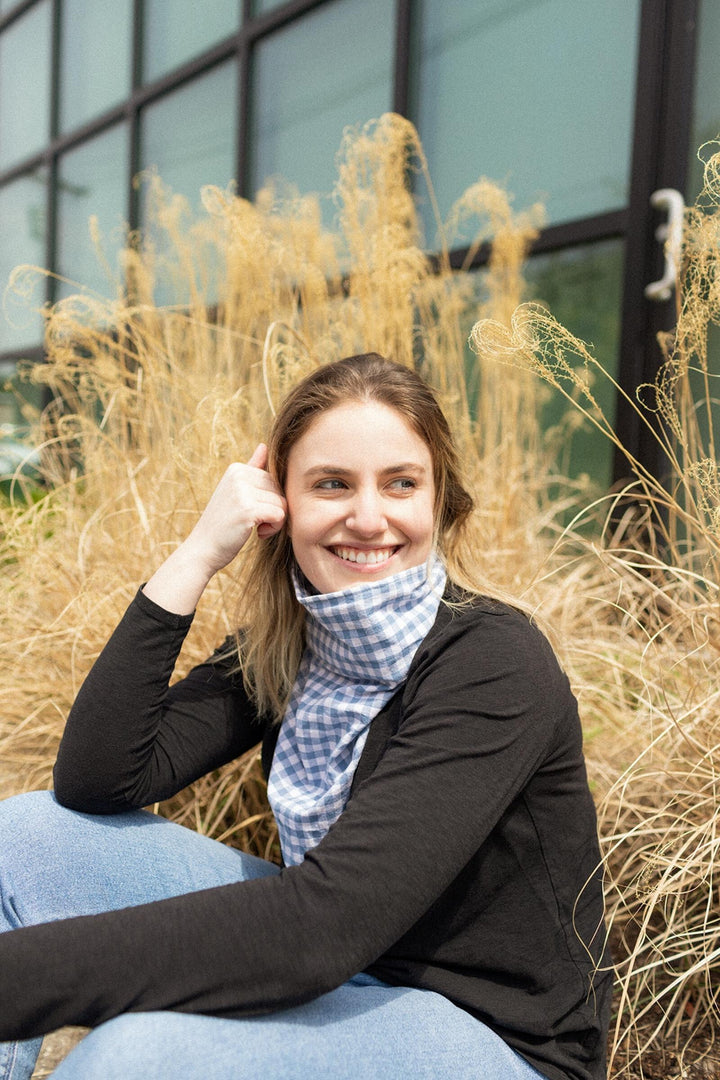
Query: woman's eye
xmin=315 ymin=478 xmax=347 ymax=491
xmin=389 ymin=477 xmax=416 ymax=492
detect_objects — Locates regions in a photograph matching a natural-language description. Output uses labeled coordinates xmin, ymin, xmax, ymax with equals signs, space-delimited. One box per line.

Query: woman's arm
xmin=142 ymin=443 xmax=287 ymax=614
xmin=52 ymin=445 xmax=286 ymax=811
xmin=52 ymin=590 xmax=263 ymax=812
xmin=2 ymin=606 xmax=581 ymax=1039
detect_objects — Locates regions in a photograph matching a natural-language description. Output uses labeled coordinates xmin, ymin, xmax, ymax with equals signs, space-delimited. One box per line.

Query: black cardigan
xmin=0 ymin=588 xmax=612 ymax=1080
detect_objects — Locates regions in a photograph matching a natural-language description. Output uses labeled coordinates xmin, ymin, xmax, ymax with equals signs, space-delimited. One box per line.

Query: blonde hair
xmin=236 ymin=353 xmax=483 ymax=720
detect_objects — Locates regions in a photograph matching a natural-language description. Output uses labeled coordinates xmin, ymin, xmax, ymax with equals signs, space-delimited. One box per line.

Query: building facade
xmin=0 ymin=0 xmax=716 ymax=487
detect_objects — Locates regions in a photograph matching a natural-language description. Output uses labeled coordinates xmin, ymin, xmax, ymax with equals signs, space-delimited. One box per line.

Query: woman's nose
xmin=346 ymin=489 xmax=387 ymax=535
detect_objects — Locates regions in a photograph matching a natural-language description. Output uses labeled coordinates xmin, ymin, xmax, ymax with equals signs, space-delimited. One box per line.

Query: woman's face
xmin=284 ymin=401 xmax=436 ymax=594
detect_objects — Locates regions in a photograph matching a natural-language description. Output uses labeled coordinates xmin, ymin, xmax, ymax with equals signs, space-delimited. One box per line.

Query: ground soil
xmin=31 ymin=1029 xmax=86 ymax=1079
xmin=617 ymin=1044 xmax=720 ymax=1079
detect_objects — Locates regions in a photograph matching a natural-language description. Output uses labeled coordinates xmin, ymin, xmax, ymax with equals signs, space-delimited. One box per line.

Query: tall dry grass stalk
xmin=0 ymin=114 xmax=549 ymax=849
xmin=4 ymin=111 xmax=720 ymax=1073
xmin=472 ymin=139 xmax=720 ymax=1074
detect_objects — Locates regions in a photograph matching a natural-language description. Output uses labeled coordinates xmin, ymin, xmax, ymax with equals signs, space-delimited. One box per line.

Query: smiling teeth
xmin=333 ymin=546 xmax=394 ymax=565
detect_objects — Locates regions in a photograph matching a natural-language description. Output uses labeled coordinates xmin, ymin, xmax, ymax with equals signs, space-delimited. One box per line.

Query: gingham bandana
xmin=267 ymin=554 xmax=447 ymax=866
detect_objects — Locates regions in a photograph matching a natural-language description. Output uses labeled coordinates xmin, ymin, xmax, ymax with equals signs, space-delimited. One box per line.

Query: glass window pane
xmin=0 ymin=361 xmax=25 ymax=433
xmin=56 ymin=125 xmax=129 ymax=301
xmin=413 ymin=0 xmax=641 ymax=244
xmin=0 ymin=1 xmax=51 ymax=169
xmin=524 ymin=239 xmax=625 ymax=488
xmin=0 ymin=168 xmax=48 ymax=351
xmin=139 ymin=63 xmax=236 ymax=306
xmin=140 ymin=62 xmax=236 ymax=210
xmin=688 ymin=0 xmax=720 ymax=201
xmin=59 ymin=0 xmax=132 ymax=133
xmin=249 ymin=0 xmax=394 ymax=203
xmin=687 ymin=5 xmax=720 ymax=451
xmin=143 ymin=0 xmax=238 ymax=83
xmin=250 ymin=0 xmax=287 ymax=14
xmin=0 ymin=1 xmax=29 ymax=18
xmin=0 ymin=359 xmax=44 ymax=446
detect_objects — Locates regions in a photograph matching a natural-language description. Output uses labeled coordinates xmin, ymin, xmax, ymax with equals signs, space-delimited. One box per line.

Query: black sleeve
xmin=2 ymin=607 xmax=569 ymax=1040
xmin=53 ymin=589 xmax=264 ymax=813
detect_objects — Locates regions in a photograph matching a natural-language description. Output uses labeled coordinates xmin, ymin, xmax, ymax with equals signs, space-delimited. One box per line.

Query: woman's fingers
xmin=141 ymin=444 xmax=284 ymax=611
xmin=245 ymin=444 xmax=286 ymax=539
xmin=247 ymin=443 xmax=269 ymax=471
xmin=186 ymin=448 xmax=287 ymax=571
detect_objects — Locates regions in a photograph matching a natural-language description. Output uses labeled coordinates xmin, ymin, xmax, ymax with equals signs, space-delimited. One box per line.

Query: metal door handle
xmin=644 ymin=188 xmax=684 ymax=301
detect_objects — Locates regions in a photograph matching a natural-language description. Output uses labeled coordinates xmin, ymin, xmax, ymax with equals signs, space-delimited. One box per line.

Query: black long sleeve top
xmin=0 ymin=588 xmax=612 ymax=1080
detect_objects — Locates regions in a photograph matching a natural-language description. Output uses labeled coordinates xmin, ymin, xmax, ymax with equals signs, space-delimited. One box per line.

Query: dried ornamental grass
xmin=0 ymin=114 xmax=550 ymax=859
xmin=471 ymin=139 xmax=720 ymax=1075
xmin=6 ymin=109 xmax=720 ymax=1075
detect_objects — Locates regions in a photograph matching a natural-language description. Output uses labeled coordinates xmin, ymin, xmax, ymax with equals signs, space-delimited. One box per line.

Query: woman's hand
xmin=184 ymin=444 xmax=287 ymax=575
xmin=142 ymin=444 xmax=287 ymax=614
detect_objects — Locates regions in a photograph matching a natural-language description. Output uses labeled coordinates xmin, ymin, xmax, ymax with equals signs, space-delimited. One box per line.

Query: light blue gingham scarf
xmin=267 ymin=554 xmax=447 ymax=866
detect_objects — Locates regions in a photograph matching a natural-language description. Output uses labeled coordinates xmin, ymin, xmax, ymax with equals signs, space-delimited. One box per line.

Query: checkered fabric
xmin=267 ymin=554 xmax=447 ymax=867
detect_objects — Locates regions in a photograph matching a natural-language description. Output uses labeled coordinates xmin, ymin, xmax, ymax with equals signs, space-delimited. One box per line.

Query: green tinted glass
xmin=688 ymin=0 xmax=720 ymax=201
xmin=56 ymin=125 xmax=129 ymax=301
xmin=139 ymin=62 xmax=236 ymax=305
xmin=687 ymin=2 xmax=720 ymax=449
xmin=525 ymin=239 xmax=624 ymax=489
xmin=0 ymin=359 xmax=45 ymax=445
xmin=0 ymin=1 xmax=51 ymax=169
xmin=249 ymin=0 xmax=393 ymax=205
xmin=0 ymin=168 xmax=48 ymax=351
xmin=250 ymin=0 xmax=286 ymax=13
xmin=465 ymin=239 xmax=623 ymax=492
xmin=143 ymin=0 xmax=239 ymax=82
xmin=140 ymin=61 xmax=236 ymax=207
xmin=59 ymin=0 xmax=132 ymax=133
xmin=412 ymin=0 xmax=641 ymax=245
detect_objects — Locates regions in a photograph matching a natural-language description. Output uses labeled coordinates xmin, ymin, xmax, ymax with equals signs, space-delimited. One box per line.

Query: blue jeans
xmin=0 ymin=792 xmax=545 ymax=1080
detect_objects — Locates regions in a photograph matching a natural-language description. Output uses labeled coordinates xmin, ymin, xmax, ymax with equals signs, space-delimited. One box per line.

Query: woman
xmin=0 ymin=354 xmax=611 ymax=1080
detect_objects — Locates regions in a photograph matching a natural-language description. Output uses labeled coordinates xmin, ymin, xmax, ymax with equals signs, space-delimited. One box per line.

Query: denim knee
xmin=0 ymin=790 xmax=56 ymax=829
xmin=50 ymin=1015 xmax=177 ymax=1080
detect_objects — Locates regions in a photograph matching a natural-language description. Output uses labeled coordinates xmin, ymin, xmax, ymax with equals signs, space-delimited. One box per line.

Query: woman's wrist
xmin=141 ymin=539 xmax=218 ymax=615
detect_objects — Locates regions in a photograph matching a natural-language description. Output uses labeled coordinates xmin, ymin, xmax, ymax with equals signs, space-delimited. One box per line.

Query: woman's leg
xmin=49 ymin=975 xmax=546 ymax=1080
xmin=0 ymin=791 xmax=279 ymax=1080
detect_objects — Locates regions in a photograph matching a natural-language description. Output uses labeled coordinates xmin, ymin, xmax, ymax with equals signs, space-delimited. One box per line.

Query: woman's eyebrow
xmin=303 ymin=465 xmax=354 ymax=478
xmin=384 ymin=463 xmax=428 ymax=475
xmin=303 ymin=463 xmax=428 ymax=477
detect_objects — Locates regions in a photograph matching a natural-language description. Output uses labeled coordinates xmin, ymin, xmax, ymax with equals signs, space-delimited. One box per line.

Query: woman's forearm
xmin=142 ymin=538 xmax=217 ymax=615
xmin=53 ymin=590 xmax=195 ymax=811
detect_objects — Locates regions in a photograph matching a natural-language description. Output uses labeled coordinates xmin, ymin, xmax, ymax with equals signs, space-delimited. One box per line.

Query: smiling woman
xmin=0 ymin=354 xmax=611 ymax=1080
xmin=284 ymin=401 xmax=435 ymax=593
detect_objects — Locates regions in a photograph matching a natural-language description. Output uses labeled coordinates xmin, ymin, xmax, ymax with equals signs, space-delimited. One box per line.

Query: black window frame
xmin=0 ymin=0 xmax=703 ymax=487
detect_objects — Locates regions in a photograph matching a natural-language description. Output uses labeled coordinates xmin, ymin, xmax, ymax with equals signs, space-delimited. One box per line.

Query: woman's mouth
xmin=330 ymin=545 xmax=398 ymax=565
